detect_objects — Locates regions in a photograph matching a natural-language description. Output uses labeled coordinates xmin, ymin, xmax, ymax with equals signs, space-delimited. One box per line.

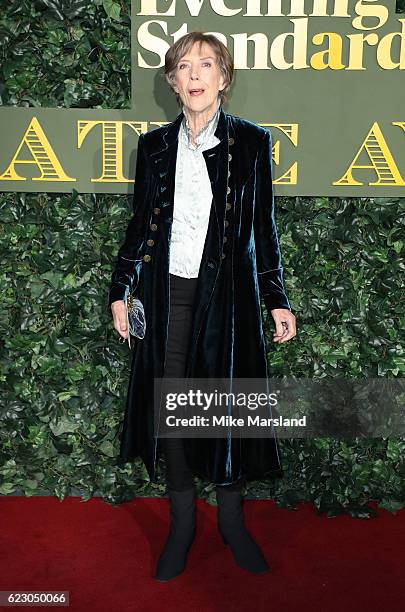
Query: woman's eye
xmin=178 ymin=62 xmax=211 ymax=69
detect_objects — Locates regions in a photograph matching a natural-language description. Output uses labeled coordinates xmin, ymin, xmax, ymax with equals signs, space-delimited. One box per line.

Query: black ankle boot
xmin=216 ymin=486 xmax=269 ymax=574
xmin=154 ymin=486 xmax=196 ymax=582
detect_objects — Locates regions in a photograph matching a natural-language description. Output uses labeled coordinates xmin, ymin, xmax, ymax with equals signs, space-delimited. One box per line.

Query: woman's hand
xmin=270 ymin=308 xmax=296 ymax=343
xmin=111 ymin=300 xmax=128 ymax=340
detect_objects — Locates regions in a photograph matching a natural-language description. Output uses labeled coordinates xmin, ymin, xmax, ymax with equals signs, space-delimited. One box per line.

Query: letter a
xmin=0 ymin=117 xmax=75 ymax=182
xmin=333 ymin=122 xmax=405 ymax=186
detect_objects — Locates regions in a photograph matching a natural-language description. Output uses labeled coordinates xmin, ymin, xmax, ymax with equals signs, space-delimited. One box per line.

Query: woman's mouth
xmin=189 ymin=89 xmax=205 ymax=96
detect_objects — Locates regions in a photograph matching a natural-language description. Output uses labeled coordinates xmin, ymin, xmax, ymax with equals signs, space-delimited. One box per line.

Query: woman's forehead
xmin=179 ymin=42 xmax=216 ymax=61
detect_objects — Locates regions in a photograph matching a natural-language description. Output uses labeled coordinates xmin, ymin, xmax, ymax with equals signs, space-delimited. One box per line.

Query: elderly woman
xmin=109 ymin=31 xmax=296 ymax=581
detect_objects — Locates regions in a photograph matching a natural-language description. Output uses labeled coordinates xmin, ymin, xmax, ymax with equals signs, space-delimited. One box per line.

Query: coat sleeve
xmin=254 ymin=129 xmax=292 ymax=312
xmin=108 ymin=132 xmax=151 ymax=309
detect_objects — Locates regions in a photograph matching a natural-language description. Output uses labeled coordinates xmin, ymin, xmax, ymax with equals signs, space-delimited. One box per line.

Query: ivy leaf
xmin=0 ymin=482 xmax=16 ymax=494
xmin=103 ymin=0 xmax=121 ymax=20
xmin=50 ymin=417 xmax=80 ymax=435
xmin=378 ymin=499 xmax=405 ymax=513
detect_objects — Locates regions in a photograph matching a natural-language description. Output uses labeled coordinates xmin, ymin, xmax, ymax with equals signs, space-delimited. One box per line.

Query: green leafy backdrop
xmin=0 ymin=0 xmax=404 ymax=517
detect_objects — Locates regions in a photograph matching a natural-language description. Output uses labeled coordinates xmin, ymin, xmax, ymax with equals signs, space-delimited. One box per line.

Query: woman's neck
xmin=183 ymin=100 xmax=220 ymax=146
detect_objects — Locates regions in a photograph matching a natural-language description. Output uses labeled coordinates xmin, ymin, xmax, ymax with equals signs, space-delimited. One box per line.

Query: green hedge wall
xmin=1 ymin=0 xmax=404 ymax=517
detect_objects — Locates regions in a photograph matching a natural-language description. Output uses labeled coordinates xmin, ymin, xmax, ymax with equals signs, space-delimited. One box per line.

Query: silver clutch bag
xmin=125 ymin=292 xmax=146 ymax=348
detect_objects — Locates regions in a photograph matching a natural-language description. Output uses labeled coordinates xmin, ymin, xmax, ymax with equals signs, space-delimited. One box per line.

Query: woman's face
xmin=172 ymin=41 xmax=226 ymax=116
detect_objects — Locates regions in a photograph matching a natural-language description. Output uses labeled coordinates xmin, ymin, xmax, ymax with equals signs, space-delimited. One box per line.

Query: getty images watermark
xmin=153 ymin=377 xmax=405 ymax=439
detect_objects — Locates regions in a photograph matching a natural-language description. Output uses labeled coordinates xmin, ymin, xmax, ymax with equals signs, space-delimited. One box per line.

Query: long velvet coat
xmin=108 ymin=104 xmax=292 ymax=485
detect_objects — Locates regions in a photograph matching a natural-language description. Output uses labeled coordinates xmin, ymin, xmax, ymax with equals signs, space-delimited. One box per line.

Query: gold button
xmin=153 ymin=207 xmax=160 ymax=215
xmin=224 ymin=220 xmax=229 ymax=227
xmin=226 ymin=202 xmax=231 ymax=210
xmin=221 ymin=253 xmax=226 ymax=259
xmin=228 ymin=137 xmax=234 ymax=145
xmin=143 ymin=254 xmax=151 ymax=262
xmin=226 ymin=186 xmax=231 ymax=194
xmin=150 ymin=223 xmax=157 ymax=231
xmin=147 ymin=239 xmax=154 ymax=246
xmin=228 ymin=153 xmax=232 ymax=161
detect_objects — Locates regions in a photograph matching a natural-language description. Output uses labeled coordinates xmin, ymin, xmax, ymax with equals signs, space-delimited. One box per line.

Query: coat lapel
xmin=202 ymin=109 xmax=230 ymax=258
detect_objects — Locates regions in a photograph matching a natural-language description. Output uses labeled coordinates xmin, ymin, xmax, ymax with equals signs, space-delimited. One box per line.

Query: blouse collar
xmin=181 ymin=99 xmax=221 ymax=150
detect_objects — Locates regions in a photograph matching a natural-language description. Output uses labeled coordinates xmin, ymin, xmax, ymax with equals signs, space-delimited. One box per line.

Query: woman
xmin=109 ymin=31 xmax=296 ymax=581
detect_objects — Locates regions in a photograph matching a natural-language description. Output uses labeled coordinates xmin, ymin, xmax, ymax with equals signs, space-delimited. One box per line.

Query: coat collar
xmin=148 ymin=104 xmax=232 ymax=189
xmin=150 ymin=103 xmax=229 ymax=155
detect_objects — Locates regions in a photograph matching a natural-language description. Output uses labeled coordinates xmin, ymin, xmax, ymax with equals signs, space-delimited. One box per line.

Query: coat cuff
xmin=108 ymin=256 xmax=143 ymax=312
xmin=107 ymin=283 xmax=129 ymax=311
xmin=258 ymin=267 xmax=291 ymax=311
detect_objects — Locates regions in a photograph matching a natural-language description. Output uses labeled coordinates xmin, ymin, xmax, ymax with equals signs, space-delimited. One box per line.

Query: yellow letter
xmin=0 ymin=117 xmax=75 ymax=182
xmin=333 ymin=122 xmax=405 ymax=186
xmin=77 ymin=121 xmax=148 ymax=182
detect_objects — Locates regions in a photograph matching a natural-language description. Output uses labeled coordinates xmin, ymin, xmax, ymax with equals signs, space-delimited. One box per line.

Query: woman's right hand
xmin=111 ymin=300 xmax=128 ymax=340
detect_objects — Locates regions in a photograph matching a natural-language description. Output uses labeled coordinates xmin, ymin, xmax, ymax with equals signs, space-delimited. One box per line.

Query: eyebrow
xmin=178 ymin=56 xmax=215 ymax=62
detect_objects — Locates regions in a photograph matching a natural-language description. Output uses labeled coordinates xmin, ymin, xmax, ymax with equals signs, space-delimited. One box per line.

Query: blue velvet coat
xmin=108 ymin=104 xmax=292 ymax=485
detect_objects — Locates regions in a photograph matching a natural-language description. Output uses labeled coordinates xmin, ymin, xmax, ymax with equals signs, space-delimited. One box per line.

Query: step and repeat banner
xmin=0 ymin=0 xmax=404 ymax=196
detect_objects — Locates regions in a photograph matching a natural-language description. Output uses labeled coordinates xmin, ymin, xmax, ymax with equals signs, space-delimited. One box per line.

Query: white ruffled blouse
xmin=169 ymin=100 xmax=221 ymax=278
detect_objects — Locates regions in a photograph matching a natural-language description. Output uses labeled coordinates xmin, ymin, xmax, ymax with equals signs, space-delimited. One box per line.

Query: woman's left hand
xmin=270 ymin=309 xmax=297 ymax=343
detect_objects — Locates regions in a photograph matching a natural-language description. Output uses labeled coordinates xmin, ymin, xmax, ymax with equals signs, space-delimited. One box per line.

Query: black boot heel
xmin=154 ymin=486 xmax=196 ymax=582
xmin=216 ymin=486 xmax=270 ymax=574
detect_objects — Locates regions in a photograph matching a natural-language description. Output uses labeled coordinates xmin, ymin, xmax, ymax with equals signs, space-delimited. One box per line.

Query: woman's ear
xmin=170 ymin=75 xmax=179 ymax=94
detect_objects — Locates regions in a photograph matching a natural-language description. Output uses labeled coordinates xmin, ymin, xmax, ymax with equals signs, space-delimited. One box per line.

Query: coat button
xmin=221 ymin=253 xmax=226 ymax=259
xmin=143 ymin=254 xmax=151 ymax=262
xmin=147 ymin=239 xmax=154 ymax=246
xmin=228 ymin=137 xmax=234 ymax=145
xmin=228 ymin=171 xmax=231 ymax=179
xmin=224 ymin=220 xmax=229 ymax=227
xmin=223 ymin=236 xmax=227 ymax=243
xmin=226 ymin=202 xmax=231 ymax=210
xmin=226 ymin=186 xmax=231 ymax=194
xmin=153 ymin=207 xmax=160 ymax=215
xmin=228 ymin=153 xmax=232 ymax=161
xmin=150 ymin=223 xmax=157 ymax=231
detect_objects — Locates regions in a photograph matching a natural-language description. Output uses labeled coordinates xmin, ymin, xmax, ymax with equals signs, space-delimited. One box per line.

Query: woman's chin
xmin=183 ymin=95 xmax=218 ymax=112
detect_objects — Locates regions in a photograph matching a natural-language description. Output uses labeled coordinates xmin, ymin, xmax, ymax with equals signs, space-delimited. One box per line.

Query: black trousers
xmin=161 ymin=273 xmax=243 ymax=492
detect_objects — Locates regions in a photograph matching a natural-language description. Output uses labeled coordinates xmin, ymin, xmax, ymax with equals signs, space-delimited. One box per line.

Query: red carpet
xmin=1 ymin=496 xmax=404 ymax=611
